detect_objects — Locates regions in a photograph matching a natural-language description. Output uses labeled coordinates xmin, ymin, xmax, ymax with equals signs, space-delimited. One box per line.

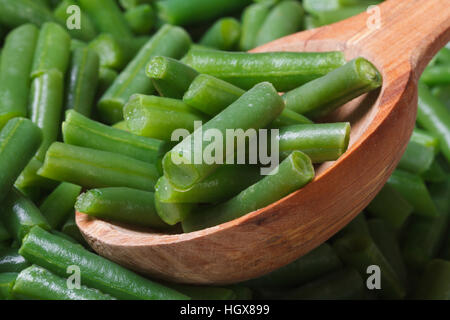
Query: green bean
xmin=98 ymin=25 xmax=192 ymax=124
xmin=164 ymin=82 xmax=284 ymax=190
xmin=183 ymin=73 xmax=311 ymax=127
xmin=124 ymin=94 xmax=209 ymax=141
xmin=112 ymin=120 xmax=129 ymax=132
xmin=401 ymin=214 xmax=448 ymax=273
xmin=0 ymin=24 xmax=39 ymax=129
xmin=428 ymin=177 xmax=450 ymax=215
xmin=0 ymin=221 xmax=10 ymax=242
xmin=0 ymin=0 xmax=56 ymax=28
xmin=61 ymin=214 xmax=88 ymax=248
xmin=89 ymin=34 xmax=149 ymax=71
xmin=13 ymin=265 xmax=114 ymax=300
xmin=97 ymin=67 xmax=118 ymax=97
xmin=278 ymin=123 xmax=350 ymax=163
xmin=366 ymin=184 xmax=413 ymax=231
xmin=413 ymin=260 xmax=450 ymax=300
xmin=398 ymin=140 xmax=435 ymax=175
xmin=0 ymin=188 xmax=50 ymax=243
xmin=433 ymin=47 xmax=450 ymax=65
xmin=70 ymin=39 xmax=87 ymax=51
xmin=283 ymin=58 xmax=382 ymax=119
xmin=367 ymin=219 xmax=407 ymax=285
xmin=78 ymin=0 xmax=132 ymax=39
xmin=183 ymin=151 xmax=314 ymax=232
xmin=39 ymin=182 xmax=81 ymax=229
xmin=146 ymin=56 xmax=199 ymax=99
xmin=63 ymin=110 xmax=165 ymax=163
xmin=315 ymin=6 xmax=368 ymax=25
xmin=166 ymin=283 xmax=236 ymax=300
xmin=14 ymin=158 xmax=58 ymax=192
xmin=422 ymin=159 xmax=447 ymax=183
xmin=335 ymin=212 xmax=370 ymax=239
xmin=304 ymin=15 xmax=321 ymax=30
xmin=119 ymin=0 xmax=154 ymax=10
xmin=65 ymin=47 xmax=99 ymax=117
xmin=240 ymin=3 xmax=271 ymax=51
xmin=38 ymin=142 xmax=160 ymax=192
xmin=432 ymin=85 xmax=450 ymax=109
xmin=387 ymin=169 xmax=438 ymax=218
xmin=333 ymin=233 xmax=406 ymax=299
xmin=417 ymin=83 xmax=450 ymax=162
xmin=199 ymin=18 xmax=241 ymax=51
xmin=29 ymin=69 xmax=64 ymax=161
xmin=441 ymin=233 xmax=450 ymax=260
xmin=155 ymin=165 xmax=261 ymax=204
xmin=421 ymin=65 xmax=450 ymax=86
xmin=244 ymin=243 xmax=342 ymax=288
xmin=0 ymin=118 xmax=42 ymax=204
xmin=154 ymin=198 xmax=196 ymax=226
xmin=270 ymin=109 xmax=313 ymax=128
xmin=183 ymin=48 xmax=346 ymax=91
xmin=31 ymin=22 xmax=71 ymax=79
xmin=283 ymin=268 xmax=366 ymax=300
xmin=53 ymin=0 xmax=98 ymax=42
xmin=50 ymin=230 xmax=82 ymax=246
xmin=183 ymin=74 xmax=246 ymax=116
xmin=0 ymin=247 xmax=30 ymax=273
xmin=125 ymin=4 xmax=155 ymax=35
xmin=303 ymin=0 xmax=381 ymax=16
xmin=0 ymin=272 xmax=17 ymax=300
xmin=75 ymin=187 xmax=168 ymax=229
xmin=157 ymin=0 xmax=252 ymax=26
xmin=256 ymin=1 xmax=304 ymax=47
xmin=411 ymin=128 xmax=440 ymax=155
xmin=19 ymin=226 xmax=189 ymax=300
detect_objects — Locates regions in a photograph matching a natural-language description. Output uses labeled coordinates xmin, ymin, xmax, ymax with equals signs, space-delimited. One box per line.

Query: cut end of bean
xmin=355 ymin=57 xmax=383 ymax=89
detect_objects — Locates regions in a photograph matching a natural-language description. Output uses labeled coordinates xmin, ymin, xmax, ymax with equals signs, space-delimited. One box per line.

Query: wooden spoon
xmin=77 ymin=0 xmax=450 ymax=285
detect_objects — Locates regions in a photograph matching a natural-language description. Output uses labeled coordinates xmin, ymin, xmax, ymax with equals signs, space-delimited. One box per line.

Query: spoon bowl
xmin=77 ymin=0 xmax=450 ymax=284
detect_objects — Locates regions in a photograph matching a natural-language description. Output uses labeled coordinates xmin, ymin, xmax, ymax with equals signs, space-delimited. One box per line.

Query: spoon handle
xmin=356 ymin=0 xmax=450 ymax=77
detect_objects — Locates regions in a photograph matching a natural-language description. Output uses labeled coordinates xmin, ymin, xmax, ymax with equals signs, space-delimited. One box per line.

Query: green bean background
xmin=0 ymin=0 xmax=448 ymax=301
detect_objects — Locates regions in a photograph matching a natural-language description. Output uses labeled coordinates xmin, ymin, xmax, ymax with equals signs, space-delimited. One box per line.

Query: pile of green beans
xmin=0 ymin=0 xmax=448 ymax=301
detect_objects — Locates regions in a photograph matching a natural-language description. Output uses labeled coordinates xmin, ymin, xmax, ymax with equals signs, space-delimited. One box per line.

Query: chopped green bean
xmin=39 ymin=182 xmax=81 ymax=229
xmin=0 ymin=24 xmax=38 ymax=129
xmin=0 ymin=247 xmax=30 ymax=273
xmin=31 ymin=22 xmax=71 ymax=79
xmin=240 ymin=3 xmax=271 ymax=51
xmin=283 ymin=57 xmax=382 ymax=119
xmin=184 ymin=48 xmax=346 ymax=91
xmin=0 ymin=0 xmax=56 ymax=28
xmin=146 ymin=56 xmax=199 ymax=99
xmin=63 ymin=110 xmax=165 ymax=163
xmin=75 ymin=187 xmax=168 ymax=229
xmin=164 ymin=82 xmax=284 ymax=189
xmin=183 ymin=151 xmax=314 ymax=232
xmin=124 ymin=4 xmax=155 ymax=35
xmin=65 ymin=47 xmax=99 ymax=117
xmin=199 ymin=18 xmax=241 ymax=51
xmin=13 ymin=265 xmax=115 ymax=300
xmin=157 ymin=0 xmax=252 ymax=26
xmin=124 ymin=94 xmax=209 ymax=141
xmin=417 ymin=83 xmax=450 ymax=162
xmin=256 ymin=1 xmax=304 ymax=47
xmin=0 ymin=188 xmax=50 ymax=243
xmin=155 ymin=165 xmax=261 ymax=204
xmin=278 ymin=123 xmax=350 ymax=162
xmin=19 ymin=226 xmax=189 ymax=300
xmin=78 ymin=0 xmax=132 ymax=39
xmin=387 ymin=169 xmax=438 ymax=218
xmin=421 ymin=65 xmax=450 ymax=86
xmin=38 ymin=142 xmax=160 ymax=191
xmin=0 ymin=118 xmax=42 ymax=204
xmin=98 ymin=25 xmax=191 ymax=124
